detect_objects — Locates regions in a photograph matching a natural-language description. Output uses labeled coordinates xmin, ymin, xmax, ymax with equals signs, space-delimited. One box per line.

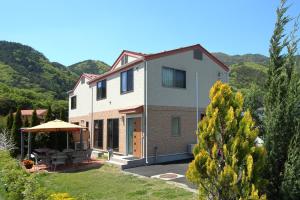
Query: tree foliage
xmin=45 ymin=105 xmax=54 ymax=122
xmin=281 ymin=123 xmax=300 ymax=200
xmin=6 ymin=110 xmax=14 ymax=130
xmin=31 ymin=109 xmax=40 ymax=127
xmin=187 ymin=81 xmax=266 ymax=200
xmin=10 ymin=107 xmax=22 ymax=153
xmin=263 ymin=0 xmax=300 ymax=198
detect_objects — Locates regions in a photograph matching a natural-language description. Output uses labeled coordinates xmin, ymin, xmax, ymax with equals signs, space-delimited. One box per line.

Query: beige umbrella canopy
xmin=22 ymin=119 xmax=86 ymax=133
xmin=21 ymin=120 xmax=87 ymax=159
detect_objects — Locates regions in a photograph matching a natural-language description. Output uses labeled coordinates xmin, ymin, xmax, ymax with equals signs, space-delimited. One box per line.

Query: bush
xmin=49 ymin=193 xmax=76 ymax=200
xmin=0 ymin=150 xmax=75 ymax=200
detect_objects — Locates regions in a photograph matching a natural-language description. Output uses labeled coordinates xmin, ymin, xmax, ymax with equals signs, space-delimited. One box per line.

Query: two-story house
xmin=68 ymin=44 xmax=229 ymax=167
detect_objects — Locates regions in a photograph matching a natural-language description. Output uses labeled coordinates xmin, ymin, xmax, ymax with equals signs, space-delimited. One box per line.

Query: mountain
xmin=68 ymin=60 xmax=110 ymax=75
xmin=213 ymin=52 xmax=269 ymax=66
xmin=0 ymin=41 xmax=109 ymax=116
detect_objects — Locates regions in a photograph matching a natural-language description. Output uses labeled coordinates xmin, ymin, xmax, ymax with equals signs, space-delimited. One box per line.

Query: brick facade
xmin=147 ymin=105 xmax=203 ymax=157
xmin=69 ymin=105 xmax=205 ymax=159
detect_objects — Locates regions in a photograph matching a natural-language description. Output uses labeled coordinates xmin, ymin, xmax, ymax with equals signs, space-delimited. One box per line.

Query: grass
xmin=39 ymin=164 xmax=196 ymax=200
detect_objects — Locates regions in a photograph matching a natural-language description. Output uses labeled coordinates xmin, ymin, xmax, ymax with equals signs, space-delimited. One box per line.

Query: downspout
xmin=90 ymin=85 xmax=94 ymax=149
xmin=144 ymin=60 xmax=148 ymax=164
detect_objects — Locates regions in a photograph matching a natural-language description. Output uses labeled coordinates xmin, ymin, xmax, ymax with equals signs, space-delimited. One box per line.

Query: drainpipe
xmin=144 ymin=60 xmax=148 ymax=164
xmin=91 ymin=85 xmax=94 ymax=149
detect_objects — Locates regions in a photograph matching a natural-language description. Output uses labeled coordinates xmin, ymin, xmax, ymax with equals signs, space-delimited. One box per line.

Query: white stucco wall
xmin=92 ymin=63 xmax=145 ymax=112
xmin=69 ymin=76 xmax=92 ymax=118
xmin=146 ymin=50 xmax=228 ymax=108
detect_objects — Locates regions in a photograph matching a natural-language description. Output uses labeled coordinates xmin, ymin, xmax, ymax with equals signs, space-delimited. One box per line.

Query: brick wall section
xmin=69 ymin=115 xmax=91 ymax=148
xmin=70 ymin=111 xmax=127 ymax=154
xmin=147 ymin=105 xmax=204 ymax=157
xmin=93 ymin=110 xmax=126 ymax=155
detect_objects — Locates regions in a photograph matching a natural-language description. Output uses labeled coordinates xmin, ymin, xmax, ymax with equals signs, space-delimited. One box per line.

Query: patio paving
xmin=124 ymin=159 xmax=197 ymax=190
xmin=26 ymin=159 xmax=105 ymax=173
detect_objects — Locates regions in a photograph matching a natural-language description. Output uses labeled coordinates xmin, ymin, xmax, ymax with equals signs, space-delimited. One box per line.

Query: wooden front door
xmin=127 ymin=117 xmax=142 ymax=158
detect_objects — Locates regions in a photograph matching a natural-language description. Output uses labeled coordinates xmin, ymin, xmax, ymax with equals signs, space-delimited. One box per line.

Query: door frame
xmin=126 ymin=114 xmax=143 ymax=156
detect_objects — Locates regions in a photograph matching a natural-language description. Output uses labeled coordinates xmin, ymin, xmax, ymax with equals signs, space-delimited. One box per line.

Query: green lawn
xmin=39 ymin=164 xmax=196 ymax=200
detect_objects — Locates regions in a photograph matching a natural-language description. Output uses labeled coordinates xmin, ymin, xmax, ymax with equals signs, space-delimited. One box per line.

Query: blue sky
xmin=0 ymin=0 xmax=299 ymax=66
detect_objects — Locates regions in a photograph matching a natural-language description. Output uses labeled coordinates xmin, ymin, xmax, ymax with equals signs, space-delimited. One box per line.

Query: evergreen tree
xmin=281 ymin=123 xmax=300 ymax=200
xmin=45 ymin=105 xmax=53 ymax=122
xmin=31 ymin=109 xmax=40 ymax=127
xmin=6 ymin=110 xmax=14 ymax=130
xmin=11 ymin=107 xmax=22 ymax=153
xmin=187 ymin=81 xmax=267 ymax=200
xmin=24 ymin=117 xmax=30 ymax=127
xmin=264 ymin=1 xmax=300 ymax=198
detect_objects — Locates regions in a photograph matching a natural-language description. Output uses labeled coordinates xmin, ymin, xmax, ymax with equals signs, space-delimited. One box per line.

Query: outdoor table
xmin=34 ymin=148 xmax=50 ymax=153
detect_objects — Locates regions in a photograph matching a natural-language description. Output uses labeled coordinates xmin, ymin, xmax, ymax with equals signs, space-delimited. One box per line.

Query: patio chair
xmin=86 ymin=149 xmax=93 ymax=162
xmin=72 ymin=151 xmax=86 ymax=166
xmin=51 ymin=153 xmax=67 ymax=171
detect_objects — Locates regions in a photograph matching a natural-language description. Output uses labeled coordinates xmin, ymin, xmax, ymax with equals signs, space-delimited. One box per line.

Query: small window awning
xmin=119 ymin=106 xmax=144 ymax=114
xmin=21 ymin=119 xmax=86 ymax=133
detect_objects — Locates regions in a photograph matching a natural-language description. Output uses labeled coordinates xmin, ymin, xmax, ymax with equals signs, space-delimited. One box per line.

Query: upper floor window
xmin=121 ymin=69 xmax=134 ymax=94
xmin=121 ymin=55 xmax=128 ymax=65
xmin=97 ymin=79 xmax=107 ymax=100
xmin=162 ymin=67 xmax=186 ymax=89
xmin=71 ymin=96 xmax=77 ymax=110
xmin=193 ymin=49 xmax=203 ymax=60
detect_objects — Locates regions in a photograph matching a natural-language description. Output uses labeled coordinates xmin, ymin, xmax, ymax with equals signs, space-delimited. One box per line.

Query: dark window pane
xmin=175 ymin=70 xmax=186 ymax=88
xmin=94 ymin=120 xmax=103 ymax=149
xmin=71 ymin=96 xmax=77 ymax=109
xmin=97 ymin=80 xmax=106 ymax=99
xmin=127 ymin=69 xmax=133 ymax=91
xmin=193 ymin=49 xmax=203 ymax=60
xmin=120 ymin=69 xmax=134 ymax=93
xmin=121 ymin=71 xmax=127 ymax=93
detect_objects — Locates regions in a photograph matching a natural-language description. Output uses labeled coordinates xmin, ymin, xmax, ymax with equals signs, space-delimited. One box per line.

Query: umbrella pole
xmin=67 ymin=132 xmax=69 ymax=150
xmin=80 ymin=129 xmax=83 ymax=150
xmin=27 ymin=133 xmax=31 ymax=159
xmin=21 ymin=131 xmax=24 ymax=160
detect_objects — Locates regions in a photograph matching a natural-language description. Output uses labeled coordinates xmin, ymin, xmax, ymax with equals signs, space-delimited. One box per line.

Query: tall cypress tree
xmin=24 ymin=117 xmax=30 ymax=127
xmin=31 ymin=109 xmax=40 ymax=127
xmin=6 ymin=110 xmax=14 ymax=130
xmin=264 ymin=0 xmax=299 ymax=198
xmin=45 ymin=105 xmax=53 ymax=122
xmin=281 ymin=123 xmax=300 ymax=200
xmin=11 ymin=107 xmax=22 ymax=153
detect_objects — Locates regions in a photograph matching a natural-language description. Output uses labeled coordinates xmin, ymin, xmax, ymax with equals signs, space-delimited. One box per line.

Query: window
xmin=94 ymin=120 xmax=103 ymax=149
xmin=121 ymin=69 xmax=134 ymax=94
xmin=71 ymin=96 xmax=77 ymax=109
xmin=97 ymin=80 xmax=107 ymax=100
xmin=193 ymin=49 xmax=203 ymax=60
xmin=81 ymin=77 xmax=85 ymax=84
xmin=121 ymin=55 xmax=128 ymax=65
xmin=86 ymin=121 xmax=89 ymax=131
xmin=171 ymin=117 xmax=181 ymax=136
xmin=162 ymin=67 xmax=186 ymax=88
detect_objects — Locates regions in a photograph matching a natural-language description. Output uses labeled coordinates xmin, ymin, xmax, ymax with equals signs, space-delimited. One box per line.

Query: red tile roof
xmin=16 ymin=109 xmax=47 ymax=116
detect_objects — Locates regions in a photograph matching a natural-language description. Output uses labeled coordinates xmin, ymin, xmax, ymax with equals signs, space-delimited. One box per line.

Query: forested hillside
xmin=69 ymin=60 xmax=110 ymax=75
xmin=0 ymin=41 xmax=110 ymax=116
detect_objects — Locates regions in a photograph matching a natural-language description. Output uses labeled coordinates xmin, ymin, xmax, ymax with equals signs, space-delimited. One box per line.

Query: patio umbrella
xmin=22 ymin=119 xmax=85 ymax=133
xmin=21 ymin=119 xmax=86 ymax=159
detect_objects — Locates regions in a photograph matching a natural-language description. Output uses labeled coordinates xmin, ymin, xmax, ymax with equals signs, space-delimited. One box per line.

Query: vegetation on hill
xmin=68 ymin=59 xmax=110 ymax=75
xmin=0 ymin=41 xmax=109 ymax=116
